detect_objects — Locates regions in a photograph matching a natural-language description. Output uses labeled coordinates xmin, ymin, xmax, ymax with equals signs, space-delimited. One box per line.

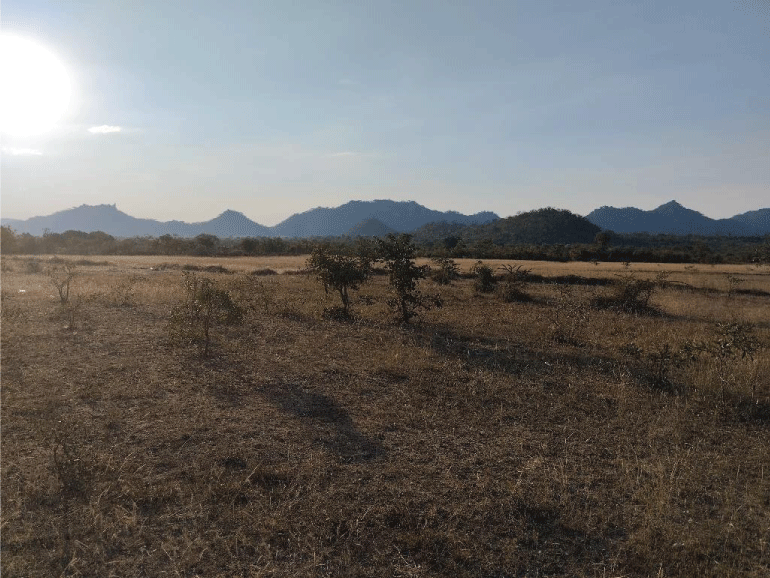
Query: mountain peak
xmin=215 ymin=209 xmax=247 ymax=219
xmin=586 ymin=201 xmax=769 ymax=235
xmin=656 ymin=200 xmax=684 ymax=210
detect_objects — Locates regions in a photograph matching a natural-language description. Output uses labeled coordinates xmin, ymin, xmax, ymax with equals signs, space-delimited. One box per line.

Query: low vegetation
xmin=2 ymin=252 xmax=769 ymax=576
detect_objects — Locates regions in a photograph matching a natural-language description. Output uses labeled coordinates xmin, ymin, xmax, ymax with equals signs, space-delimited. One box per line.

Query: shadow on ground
xmin=261 ymin=381 xmax=385 ymax=462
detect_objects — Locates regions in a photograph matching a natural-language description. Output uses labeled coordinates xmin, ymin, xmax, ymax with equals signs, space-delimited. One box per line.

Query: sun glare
xmin=1 ymin=34 xmax=72 ymax=138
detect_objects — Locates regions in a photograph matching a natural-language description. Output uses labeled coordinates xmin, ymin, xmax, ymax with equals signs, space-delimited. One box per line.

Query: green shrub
xmin=308 ymin=245 xmax=371 ymax=317
xmin=377 ymin=234 xmax=442 ymax=324
xmin=471 ymin=261 xmax=496 ymax=293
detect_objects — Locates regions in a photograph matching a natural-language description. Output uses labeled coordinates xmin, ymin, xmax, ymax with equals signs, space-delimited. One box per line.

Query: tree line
xmin=1 ymin=225 xmax=768 ymax=265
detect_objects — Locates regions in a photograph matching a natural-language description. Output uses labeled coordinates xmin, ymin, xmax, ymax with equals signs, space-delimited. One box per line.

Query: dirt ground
xmin=2 ymin=254 xmax=769 ymax=577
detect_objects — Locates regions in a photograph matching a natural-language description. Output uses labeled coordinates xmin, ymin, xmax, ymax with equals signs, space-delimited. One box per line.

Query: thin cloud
xmin=328 ymin=151 xmax=358 ymax=157
xmin=3 ymin=147 xmax=43 ymax=156
xmin=88 ymin=125 xmax=122 ymax=134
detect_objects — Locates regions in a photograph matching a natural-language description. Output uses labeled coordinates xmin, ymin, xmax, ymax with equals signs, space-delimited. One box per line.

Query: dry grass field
xmin=2 ymin=254 xmax=769 ymax=577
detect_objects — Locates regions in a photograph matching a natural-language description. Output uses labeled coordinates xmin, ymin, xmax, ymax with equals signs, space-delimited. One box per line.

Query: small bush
xmin=230 ymin=275 xmax=279 ymax=315
xmin=496 ymin=264 xmax=532 ymax=302
xmin=593 ymin=272 xmax=669 ymax=314
xmin=548 ymin=285 xmax=590 ymax=345
xmin=430 ymin=257 xmax=460 ymax=285
xmin=181 ymin=264 xmax=232 ymax=274
xmin=623 ymin=341 xmax=688 ymax=393
xmin=24 ymin=259 xmax=44 ymax=274
xmin=169 ymin=272 xmax=243 ymax=357
xmin=471 ymin=261 xmax=496 ymax=293
xmin=683 ymin=322 xmax=762 ymax=401
xmin=726 ymin=274 xmax=744 ymax=298
xmin=46 ymin=263 xmax=77 ymax=304
xmin=107 ymin=275 xmax=143 ymax=307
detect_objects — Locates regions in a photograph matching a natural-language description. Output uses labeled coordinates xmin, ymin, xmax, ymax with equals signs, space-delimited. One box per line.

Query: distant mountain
xmin=0 ymin=204 xmax=271 ymax=238
xmin=0 ymin=204 xmax=174 ymax=237
xmin=412 ymin=207 xmax=601 ymax=245
xmin=0 ymin=200 xmax=498 ymax=238
xmin=729 ymin=208 xmax=770 ymax=233
xmin=196 ymin=210 xmax=272 ymax=238
xmin=586 ymin=201 xmax=770 ymax=235
xmin=346 ymin=218 xmax=398 ymax=238
xmin=271 ymin=200 xmax=498 ymax=237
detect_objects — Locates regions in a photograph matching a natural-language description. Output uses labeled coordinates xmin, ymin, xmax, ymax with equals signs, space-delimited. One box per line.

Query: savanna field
xmin=1 ymin=254 xmax=769 ymax=577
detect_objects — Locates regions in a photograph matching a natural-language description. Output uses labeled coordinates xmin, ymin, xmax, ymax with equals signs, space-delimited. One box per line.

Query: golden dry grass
xmin=2 ymin=254 xmax=769 ymax=577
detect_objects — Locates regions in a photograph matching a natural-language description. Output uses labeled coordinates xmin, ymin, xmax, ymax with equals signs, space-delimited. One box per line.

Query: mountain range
xmin=1 ymin=200 xmax=498 ymax=238
xmin=2 ymin=199 xmax=768 ymax=239
xmin=586 ymin=201 xmax=770 ymax=236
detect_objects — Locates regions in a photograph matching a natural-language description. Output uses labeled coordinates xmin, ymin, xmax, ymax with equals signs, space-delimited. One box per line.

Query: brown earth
xmin=2 ymin=255 xmax=769 ymax=577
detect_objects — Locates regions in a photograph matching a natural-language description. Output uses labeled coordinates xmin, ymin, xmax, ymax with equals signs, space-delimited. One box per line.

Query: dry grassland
xmin=2 ymin=254 xmax=769 ymax=577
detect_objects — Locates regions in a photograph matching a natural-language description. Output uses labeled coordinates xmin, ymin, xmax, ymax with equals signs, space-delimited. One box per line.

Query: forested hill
xmin=412 ymin=208 xmax=601 ymax=246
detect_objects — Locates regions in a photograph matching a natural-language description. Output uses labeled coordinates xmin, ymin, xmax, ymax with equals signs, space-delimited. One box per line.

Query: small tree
xmin=377 ymin=234 xmax=441 ymax=323
xmin=307 ymin=245 xmax=371 ymax=317
xmin=169 ymin=272 xmax=243 ymax=357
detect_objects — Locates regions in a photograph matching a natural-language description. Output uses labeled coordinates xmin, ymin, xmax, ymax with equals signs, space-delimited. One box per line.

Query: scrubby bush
xmin=593 ymin=272 xmax=670 ymax=314
xmin=471 ymin=261 xmax=496 ymax=293
xmin=46 ymin=263 xmax=77 ymax=304
xmin=683 ymin=322 xmax=762 ymax=400
xmin=430 ymin=257 xmax=460 ymax=285
xmin=169 ymin=272 xmax=243 ymax=357
xmin=377 ymin=234 xmax=441 ymax=324
xmin=548 ymin=285 xmax=590 ymax=345
xmin=496 ymin=264 xmax=532 ymax=302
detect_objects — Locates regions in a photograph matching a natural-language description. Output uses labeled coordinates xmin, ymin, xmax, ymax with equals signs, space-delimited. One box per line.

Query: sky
xmin=2 ymin=0 xmax=769 ymax=225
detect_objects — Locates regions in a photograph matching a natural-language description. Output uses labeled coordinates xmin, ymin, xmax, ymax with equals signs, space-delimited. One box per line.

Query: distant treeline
xmin=1 ymin=226 xmax=768 ymax=265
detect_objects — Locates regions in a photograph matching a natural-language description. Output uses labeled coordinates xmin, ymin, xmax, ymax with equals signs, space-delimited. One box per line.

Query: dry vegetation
xmin=2 ymin=254 xmax=769 ymax=577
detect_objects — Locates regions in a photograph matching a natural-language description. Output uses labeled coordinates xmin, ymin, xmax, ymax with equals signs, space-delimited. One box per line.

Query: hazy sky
xmin=2 ymin=0 xmax=769 ymax=225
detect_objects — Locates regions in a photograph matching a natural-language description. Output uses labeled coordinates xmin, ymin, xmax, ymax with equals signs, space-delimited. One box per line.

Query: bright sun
xmin=1 ymin=34 xmax=72 ymax=138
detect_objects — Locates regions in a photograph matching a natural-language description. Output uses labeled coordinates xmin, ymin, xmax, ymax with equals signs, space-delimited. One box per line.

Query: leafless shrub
xmin=496 ymin=264 xmax=533 ymax=302
xmin=548 ymin=285 xmax=590 ymax=345
xmin=726 ymin=274 xmax=744 ymax=298
xmin=107 ymin=275 xmax=143 ymax=307
xmin=46 ymin=263 xmax=77 ymax=304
